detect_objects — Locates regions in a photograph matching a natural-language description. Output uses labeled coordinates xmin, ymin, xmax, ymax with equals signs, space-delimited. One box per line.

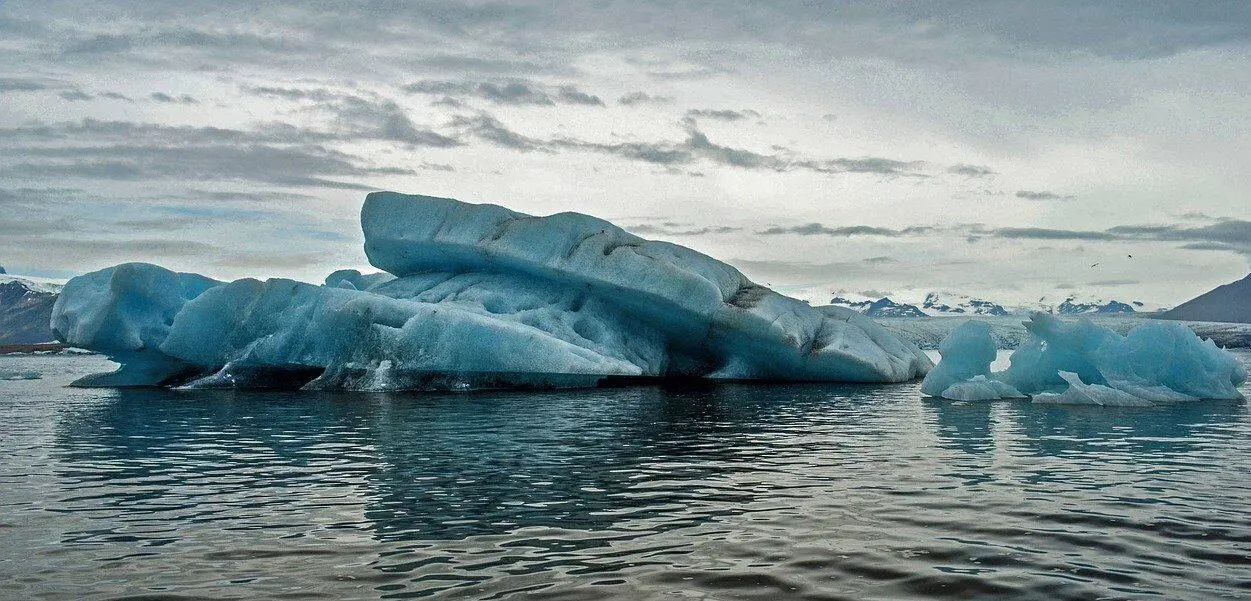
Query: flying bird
xmin=1127 ymin=254 xmax=1133 ymax=258
xmin=1090 ymin=262 xmax=1100 ymax=268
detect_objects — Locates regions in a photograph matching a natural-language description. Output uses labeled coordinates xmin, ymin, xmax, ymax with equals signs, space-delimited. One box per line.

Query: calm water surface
xmin=1 ymin=352 xmax=1249 ymax=600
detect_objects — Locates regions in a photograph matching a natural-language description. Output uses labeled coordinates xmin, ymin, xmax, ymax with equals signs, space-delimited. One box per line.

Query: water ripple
xmin=0 ymin=352 xmax=1248 ymax=600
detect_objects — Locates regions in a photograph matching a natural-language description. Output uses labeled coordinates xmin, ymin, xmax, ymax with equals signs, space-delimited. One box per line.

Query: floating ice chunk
xmin=939 ymin=375 xmax=1024 ymax=401
xmin=1094 ymin=320 xmax=1245 ymax=401
xmin=920 ymin=320 xmax=997 ymax=397
xmin=925 ymin=311 xmax=1246 ymax=406
xmin=1032 ymin=371 xmax=1154 ymax=406
xmin=50 ymin=263 xmax=220 ymax=386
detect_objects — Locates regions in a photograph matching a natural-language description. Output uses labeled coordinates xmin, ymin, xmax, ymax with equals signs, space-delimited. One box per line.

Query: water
xmin=2 ymin=352 xmax=1250 ymax=600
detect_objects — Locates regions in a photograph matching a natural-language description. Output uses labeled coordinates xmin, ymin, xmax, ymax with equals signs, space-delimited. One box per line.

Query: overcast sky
xmin=2 ymin=1 xmax=1249 ymax=306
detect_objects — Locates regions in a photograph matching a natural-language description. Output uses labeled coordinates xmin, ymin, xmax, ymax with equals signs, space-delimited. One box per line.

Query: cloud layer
xmin=1 ymin=0 xmax=1248 ymax=304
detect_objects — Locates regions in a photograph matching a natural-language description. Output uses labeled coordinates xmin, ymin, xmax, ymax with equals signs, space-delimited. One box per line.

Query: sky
xmin=2 ymin=0 xmax=1249 ymax=307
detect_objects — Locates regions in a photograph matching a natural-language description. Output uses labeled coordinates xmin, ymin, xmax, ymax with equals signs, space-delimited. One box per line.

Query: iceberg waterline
xmin=923 ymin=313 xmax=1246 ymax=405
xmin=50 ymin=192 xmax=932 ymax=390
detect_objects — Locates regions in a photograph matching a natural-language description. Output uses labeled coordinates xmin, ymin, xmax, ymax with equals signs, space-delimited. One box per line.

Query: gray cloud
xmin=627 ymin=223 xmax=741 ymax=236
xmin=557 ymin=85 xmax=604 ymax=106
xmin=992 ymin=227 xmax=1115 ymax=240
xmin=178 ymin=189 xmax=317 ymax=203
xmin=329 ymin=96 xmax=462 ymax=147
xmin=1016 ymin=190 xmax=1073 ymax=201
xmin=1086 ymin=279 xmax=1140 ymax=286
xmin=0 ymin=126 xmax=410 ymax=190
xmin=618 ymin=92 xmax=674 ymax=106
xmin=798 ymin=157 xmax=928 ymax=176
xmin=1108 ymin=220 xmax=1251 ymax=250
xmin=24 ymin=2 xmax=1251 ymax=79
xmin=992 ymin=220 xmax=1251 ymax=257
xmin=758 ymin=223 xmax=934 ymax=237
xmin=150 ymin=92 xmax=198 ymax=104
xmin=0 ymin=185 xmax=359 ymax=277
xmin=647 ymin=67 xmax=732 ymax=80
xmin=38 ymin=237 xmax=219 ymax=256
xmin=1179 ymin=241 xmax=1235 ymax=251
xmin=55 ymin=27 xmax=318 ymax=65
xmin=749 ymin=219 xmax=1251 ymax=261
xmin=553 ymin=138 xmax=693 ymax=165
xmin=731 ymin=258 xmax=903 ymax=282
xmin=403 ymin=78 xmax=603 ymax=107
xmin=57 ymin=90 xmax=93 ymax=101
xmin=0 ymin=77 xmax=50 ymax=92
xmin=242 ymin=85 xmax=343 ymax=102
xmin=240 ymin=85 xmax=462 ymax=147
xmin=210 ymin=250 xmax=331 ymax=270
xmin=458 ymin=112 xmax=928 ymax=176
xmin=408 ymin=53 xmax=573 ymax=75
xmin=6 ymin=0 xmax=1250 ymax=290
xmin=451 ymin=114 xmax=548 ymax=151
xmin=948 ymin=163 xmax=996 ymax=177
xmin=63 ymin=34 xmax=134 ymax=54
xmin=686 ymin=109 xmax=761 ymax=121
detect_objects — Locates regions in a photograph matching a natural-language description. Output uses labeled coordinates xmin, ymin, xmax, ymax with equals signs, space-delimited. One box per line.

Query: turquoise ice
xmin=923 ymin=312 xmax=1246 ymax=405
xmin=50 ymin=192 xmax=932 ymax=390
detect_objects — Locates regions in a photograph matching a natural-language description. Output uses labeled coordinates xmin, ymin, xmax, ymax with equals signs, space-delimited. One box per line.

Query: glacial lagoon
xmin=2 ymin=351 xmax=1250 ymax=600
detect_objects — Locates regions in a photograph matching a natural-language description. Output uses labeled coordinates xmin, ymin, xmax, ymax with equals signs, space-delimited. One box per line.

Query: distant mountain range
xmin=827 ymin=296 xmax=927 ymax=318
xmin=826 ymin=291 xmax=1151 ymax=318
xmin=1161 ymin=273 xmax=1251 ymax=324
xmin=921 ymin=292 xmax=1010 ymax=316
xmin=0 ymin=275 xmax=60 ymax=344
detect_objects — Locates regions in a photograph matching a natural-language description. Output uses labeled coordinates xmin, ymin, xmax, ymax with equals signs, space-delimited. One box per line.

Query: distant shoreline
xmin=0 ymin=343 xmax=66 ymax=354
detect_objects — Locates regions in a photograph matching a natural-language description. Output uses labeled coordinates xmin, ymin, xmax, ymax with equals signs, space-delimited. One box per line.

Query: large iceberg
xmin=51 ymin=192 xmax=931 ymax=390
xmin=922 ymin=312 xmax=1246 ymax=405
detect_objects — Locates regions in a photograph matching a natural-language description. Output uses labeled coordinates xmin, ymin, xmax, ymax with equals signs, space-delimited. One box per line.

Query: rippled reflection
xmin=0 ymin=352 xmax=1248 ymax=600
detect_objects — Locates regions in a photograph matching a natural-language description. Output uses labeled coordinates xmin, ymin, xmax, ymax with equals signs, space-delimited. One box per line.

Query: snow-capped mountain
xmin=827 ymin=296 xmax=927 ymax=318
xmin=827 ymin=290 xmax=1157 ymax=319
xmin=1055 ymin=297 xmax=1137 ymax=314
xmin=0 ymin=275 xmax=61 ymax=345
xmin=827 ymin=292 xmax=1012 ymax=318
xmin=1028 ymin=293 xmax=1163 ymax=314
xmin=920 ymin=292 xmax=1010 ymax=316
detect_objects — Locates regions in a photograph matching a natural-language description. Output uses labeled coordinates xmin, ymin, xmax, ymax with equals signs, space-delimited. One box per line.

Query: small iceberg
xmin=923 ymin=313 xmax=1246 ymax=406
xmin=50 ymin=192 xmax=932 ymax=391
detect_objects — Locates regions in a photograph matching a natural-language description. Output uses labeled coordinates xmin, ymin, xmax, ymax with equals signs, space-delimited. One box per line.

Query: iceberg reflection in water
xmin=1 ymin=352 xmax=1249 ymax=600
